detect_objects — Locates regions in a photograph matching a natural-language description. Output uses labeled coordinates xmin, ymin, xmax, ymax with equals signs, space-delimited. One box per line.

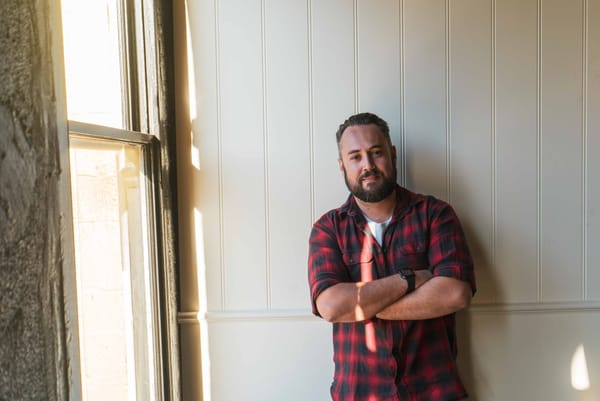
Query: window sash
xmin=68 ymin=122 xmax=167 ymax=401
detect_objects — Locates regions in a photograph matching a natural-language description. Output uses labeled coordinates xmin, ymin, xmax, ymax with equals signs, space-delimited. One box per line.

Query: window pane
xmin=61 ymin=0 xmax=126 ymax=129
xmin=69 ymin=136 xmax=158 ymax=401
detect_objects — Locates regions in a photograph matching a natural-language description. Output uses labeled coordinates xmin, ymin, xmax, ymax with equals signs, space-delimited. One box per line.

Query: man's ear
xmin=338 ymin=158 xmax=344 ymax=174
xmin=391 ymin=145 xmax=397 ymax=165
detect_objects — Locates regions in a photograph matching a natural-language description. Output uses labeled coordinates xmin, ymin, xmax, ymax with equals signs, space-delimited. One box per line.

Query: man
xmin=308 ymin=112 xmax=476 ymax=401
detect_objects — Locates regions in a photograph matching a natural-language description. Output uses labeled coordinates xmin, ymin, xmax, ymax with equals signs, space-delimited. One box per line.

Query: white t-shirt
xmin=364 ymin=214 xmax=392 ymax=246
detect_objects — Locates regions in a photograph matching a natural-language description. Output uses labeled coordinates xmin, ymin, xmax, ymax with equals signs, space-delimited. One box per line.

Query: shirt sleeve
xmin=307 ymin=215 xmax=349 ymax=317
xmin=427 ymin=199 xmax=477 ymax=295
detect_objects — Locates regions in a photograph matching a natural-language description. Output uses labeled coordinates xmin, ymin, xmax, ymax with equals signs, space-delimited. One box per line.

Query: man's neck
xmin=354 ymin=193 xmax=397 ymax=223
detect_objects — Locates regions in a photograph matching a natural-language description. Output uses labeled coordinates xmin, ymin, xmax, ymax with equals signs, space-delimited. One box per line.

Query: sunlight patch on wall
xmin=194 ymin=208 xmax=209 ymax=314
xmin=194 ymin=207 xmax=212 ymax=401
xmin=571 ymin=344 xmax=590 ymax=391
xmin=184 ymin=1 xmax=201 ymax=171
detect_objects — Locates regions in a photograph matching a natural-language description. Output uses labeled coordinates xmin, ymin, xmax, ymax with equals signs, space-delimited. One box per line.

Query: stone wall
xmin=0 ymin=0 xmax=67 ymax=400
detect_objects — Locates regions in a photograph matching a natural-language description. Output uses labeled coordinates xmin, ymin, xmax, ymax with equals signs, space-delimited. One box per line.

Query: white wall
xmin=174 ymin=0 xmax=600 ymax=400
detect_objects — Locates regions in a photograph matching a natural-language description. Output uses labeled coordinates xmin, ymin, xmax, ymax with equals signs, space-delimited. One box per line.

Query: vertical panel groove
xmin=354 ymin=0 xmax=359 ymax=112
xmin=215 ymin=0 xmax=226 ymax=310
xmin=491 ymin=0 xmax=497 ymax=276
xmin=261 ymin=0 xmax=272 ymax=309
xmin=399 ymin=0 xmax=406 ymax=187
xmin=536 ymin=0 xmax=543 ymax=302
xmin=445 ymin=0 xmax=452 ymax=202
xmin=582 ymin=0 xmax=589 ymax=300
xmin=307 ymin=0 xmax=315 ymax=223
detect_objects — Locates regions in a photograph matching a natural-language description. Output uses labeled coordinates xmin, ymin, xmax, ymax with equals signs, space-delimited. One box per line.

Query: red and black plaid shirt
xmin=308 ymin=186 xmax=476 ymax=401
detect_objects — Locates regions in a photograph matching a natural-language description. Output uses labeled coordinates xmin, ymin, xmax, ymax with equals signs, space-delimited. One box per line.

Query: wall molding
xmin=177 ymin=309 xmax=319 ymax=324
xmin=177 ymin=301 xmax=600 ymax=324
xmin=468 ymin=300 xmax=600 ymax=314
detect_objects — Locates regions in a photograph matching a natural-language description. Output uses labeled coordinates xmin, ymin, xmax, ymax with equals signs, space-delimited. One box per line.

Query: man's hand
xmin=414 ymin=269 xmax=433 ymax=288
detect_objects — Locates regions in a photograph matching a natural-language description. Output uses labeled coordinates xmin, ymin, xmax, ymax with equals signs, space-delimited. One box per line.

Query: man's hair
xmin=335 ymin=112 xmax=391 ymax=147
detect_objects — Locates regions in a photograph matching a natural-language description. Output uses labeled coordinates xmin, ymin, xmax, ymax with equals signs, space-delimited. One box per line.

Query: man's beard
xmin=343 ymin=167 xmax=396 ymax=203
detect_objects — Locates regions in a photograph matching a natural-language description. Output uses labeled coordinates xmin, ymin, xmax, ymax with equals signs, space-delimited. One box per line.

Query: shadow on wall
xmin=454 ymin=187 xmax=504 ymax=401
xmin=401 ymin=140 xmax=505 ymax=400
xmin=455 ymin=231 xmax=503 ymax=401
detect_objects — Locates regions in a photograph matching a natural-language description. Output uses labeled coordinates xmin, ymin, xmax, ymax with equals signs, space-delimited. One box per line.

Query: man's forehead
xmin=340 ymin=125 xmax=388 ymax=150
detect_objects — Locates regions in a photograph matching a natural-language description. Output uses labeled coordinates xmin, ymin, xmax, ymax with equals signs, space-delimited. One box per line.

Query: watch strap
xmin=399 ymin=268 xmax=415 ymax=294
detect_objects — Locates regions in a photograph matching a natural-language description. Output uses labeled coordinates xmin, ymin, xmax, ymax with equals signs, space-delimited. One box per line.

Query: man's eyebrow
xmin=345 ymin=145 xmax=384 ymax=155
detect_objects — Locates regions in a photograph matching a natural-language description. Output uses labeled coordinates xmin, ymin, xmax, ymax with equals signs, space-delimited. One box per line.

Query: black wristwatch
xmin=399 ymin=268 xmax=415 ymax=294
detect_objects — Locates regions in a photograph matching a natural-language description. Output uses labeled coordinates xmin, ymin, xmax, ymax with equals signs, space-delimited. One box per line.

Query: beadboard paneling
xmin=356 ymin=0 xmax=402 ymax=172
xmin=495 ymin=0 xmax=539 ymax=303
xmin=179 ymin=0 xmax=224 ymax=312
xmin=403 ymin=0 xmax=448 ymax=199
xmin=218 ymin=0 xmax=268 ymax=310
xmin=264 ymin=0 xmax=312 ymax=309
xmin=310 ymin=0 xmax=355 ymax=216
xmin=588 ymin=0 xmax=600 ymax=300
xmin=449 ymin=0 xmax=495 ymax=303
xmin=179 ymin=0 xmax=600 ymax=319
xmin=179 ymin=0 xmax=600 ymax=320
xmin=540 ymin=0 xmax=584 ymax=302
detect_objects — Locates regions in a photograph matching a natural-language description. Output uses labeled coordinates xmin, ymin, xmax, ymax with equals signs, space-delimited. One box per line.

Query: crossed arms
xmin=315 ymin=271 xmax=472 ymax=323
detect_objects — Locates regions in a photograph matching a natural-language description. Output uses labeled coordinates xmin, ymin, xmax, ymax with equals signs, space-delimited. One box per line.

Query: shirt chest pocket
xmin=341 ymin=252 xmax=376 ymax=282
xmin=395 ymin=240 xmax=429 ymax=270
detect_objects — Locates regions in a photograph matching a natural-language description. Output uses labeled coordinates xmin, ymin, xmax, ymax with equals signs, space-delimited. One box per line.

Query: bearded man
xmin=308 ymin=112 xmax=476 ymax=401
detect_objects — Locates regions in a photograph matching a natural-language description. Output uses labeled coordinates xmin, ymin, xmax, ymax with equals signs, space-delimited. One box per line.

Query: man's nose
xmin=361 ymin=154 xmax=375 ymax=171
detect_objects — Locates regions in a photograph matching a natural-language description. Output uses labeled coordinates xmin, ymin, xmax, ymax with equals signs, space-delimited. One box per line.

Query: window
xmin=60 ymin=1 xmax=178 ymax=400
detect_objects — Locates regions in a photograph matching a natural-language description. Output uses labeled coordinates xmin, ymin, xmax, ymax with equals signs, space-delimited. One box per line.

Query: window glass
xmin=61 ymin=0 xmax=125 ymax=129
xmin=69 ymin=136 xmax=158 ymax=401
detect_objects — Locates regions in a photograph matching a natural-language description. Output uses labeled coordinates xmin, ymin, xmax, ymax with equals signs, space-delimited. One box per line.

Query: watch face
xmin=400 ymin=268 xmax=414 ymax=278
